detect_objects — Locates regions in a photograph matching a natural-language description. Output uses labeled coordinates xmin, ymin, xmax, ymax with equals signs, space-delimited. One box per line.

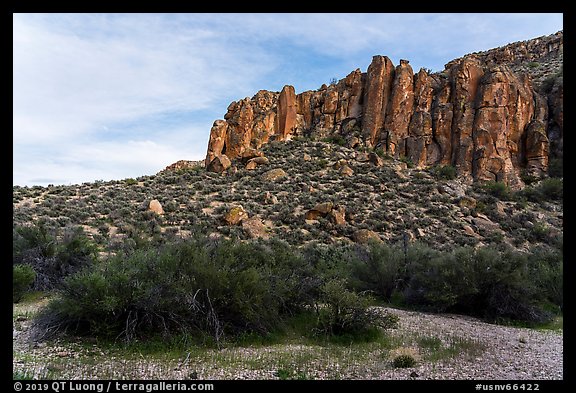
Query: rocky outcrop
xmin=205 ymin=31 xmax=563 ymax=188
xmin=384 ymin=59 xmax=414 ymax=157
xmin=363 ymin=56 xmax=394 ymax=147
xmin=277 ymin=85 xmax=297 ymax=140
xmin=162 ymin=160 xmax=203 ymax=172
xmin=205 ymin=120 xmax=228 ymax=167
xmin=304 ymin=202 xmax=346 ymax=225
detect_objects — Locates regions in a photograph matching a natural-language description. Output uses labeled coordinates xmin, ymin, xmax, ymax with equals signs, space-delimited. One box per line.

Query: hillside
xmin=13 ymin=138 xmax=562 ymax=253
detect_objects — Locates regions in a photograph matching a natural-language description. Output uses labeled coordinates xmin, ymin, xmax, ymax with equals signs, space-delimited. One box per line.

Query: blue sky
xmin=13 ymin=13 xmax=563 ymax=186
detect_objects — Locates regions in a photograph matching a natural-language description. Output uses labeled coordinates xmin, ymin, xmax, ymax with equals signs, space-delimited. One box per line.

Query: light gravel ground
xmin=13 ymin=306 xmax=562 ymax=380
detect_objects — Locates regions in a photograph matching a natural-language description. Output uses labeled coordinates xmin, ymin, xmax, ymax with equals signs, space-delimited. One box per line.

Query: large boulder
xmin=206 ymin=154 xmax=231 ymax=173
xmin=304 ymin=201 xmax=335 ymax=221
xmin=148 ymin=200 xmax=164 ymax=215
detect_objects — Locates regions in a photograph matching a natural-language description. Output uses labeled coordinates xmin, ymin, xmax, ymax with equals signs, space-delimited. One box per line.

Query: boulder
xmin=242 ymin=217 xmax=269 ymax=239
xmin=206 ymin=154 xmax=231 ymax=173
xmin=329 ymin=206 xmax=346 ymax=226
xmin=262 ymin=168 xmax=287 ymax=182
xmin=353 ymin=229 xmax=382 ymax=244
xmin=340 ymin=165 xmax=354 ymax=177
xmin=368 ymin=152 xmax=384 ymax=167
xmin=148 ymin=200 xmax=164 ymax=215
xmin=245 ymin=161 xmax=258 ymax=170
xmin=224 ymin=205 xmax=248 ymax=225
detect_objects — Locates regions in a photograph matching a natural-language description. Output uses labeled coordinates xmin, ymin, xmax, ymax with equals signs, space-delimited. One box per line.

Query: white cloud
xmin=14 ymin=138 xmax=202 ymax=186
xmin=13 ymin=13 xmax=275 ymax=144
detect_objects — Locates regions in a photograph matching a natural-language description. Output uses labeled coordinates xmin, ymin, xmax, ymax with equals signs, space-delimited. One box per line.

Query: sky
xmin=13 ymin=13 xmax=563 ymax=187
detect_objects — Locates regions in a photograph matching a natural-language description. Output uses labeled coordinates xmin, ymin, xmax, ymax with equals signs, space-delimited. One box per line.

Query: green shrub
xmin=13 ymin=224 xmax=97 ymax=290
xmin=348 ymin=242 xmax=404 ymax=301
xmin=322 ymin=135 xmax=346 ymax=146
xmin=520 ymin=171 xmax=539 ymax=185
xmin=537 ymin=178 xmax=563 ymax=200
xmin=315 ymin=279 xmax=394 ymax=338
xmin=13 ymin=264 xmax=36 ymax=303
xmin=392 ymin=354 xmax=417 ymax=368
xmin=516 ymin=178 xmax=563 ymax=203
xmin=13 ymin=224 xmax=56 ymax=264
xmin=34 ymin=238 xmax=316 ymax=343
xmin=399 ymin=156 xmax=414 ymax=168
xmin=432 ymin=165 xmax=457 ymax=180
xmin=403 ymin=246 xmax=478 ymax=311
xmin=481 ymin=181 xmax=511 ymax=200
xmin=468 ymin=247 xmax=552 ymax=324
xmin=383 ymin=243 xmax=561 ymax=324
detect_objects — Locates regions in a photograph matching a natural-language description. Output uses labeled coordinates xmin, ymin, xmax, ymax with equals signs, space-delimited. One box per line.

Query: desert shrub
xmin=467 ymin=247 xmax=552 ymax=323
xmin=432 ymin=165 xmax=457 ymax=180
xmin=481 ymin=181 xmax=511 ymax=200
xmin=520 ymin=171 xmax=539 ymax=185
xmin=403 ymin=246 xmax=478 ymax=311
xmin=322 ymin=135 xmax=346 ymax=146
xmin=392 ymin=354 xmax=417 ymax=368
xmin=537 ymin=178 xmax=563 ymax=200
xmin=13 ymin=224 xmax=56 ymax=264
xmin=315 ymin=279 xmax=395 ymax=338
xmin=34 ymin=238 xmax=316 ymax=343
xmin=13 ymin=224 xmax=97 ymax=290
xmin=399 ymin=156 xmax=414 ymax=168
xmin=13 ymin=264 xmax=36 ymax=303
xmin=526 ymin=246 xmax=563 ymax=310
xmin=360 ymin=242 xmax=563 ymax=324
xmin=517 ymin=178 xmax=562 ymax=203
xmin=348 ymin=242 xmax=404 ymax=301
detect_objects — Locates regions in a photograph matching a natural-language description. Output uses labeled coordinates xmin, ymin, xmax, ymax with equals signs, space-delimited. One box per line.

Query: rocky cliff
xmin=205 ymin=31 xmax=563 ymax=188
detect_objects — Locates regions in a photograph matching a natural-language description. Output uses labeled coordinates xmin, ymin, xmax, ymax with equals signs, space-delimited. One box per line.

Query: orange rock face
xmin=277 ymin=85 xmax=297 ymax=140
xmin=204 ymin=32 xmax=562 ymax=188
xmin=362 ymin=56 xmax=395 ymax=148
xmin=384 ymin=59 xmax=414 ymax=157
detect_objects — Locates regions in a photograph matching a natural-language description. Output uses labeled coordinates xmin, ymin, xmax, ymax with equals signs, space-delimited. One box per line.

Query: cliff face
xmin=205 ymin=31 xmax=563 ymax=188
